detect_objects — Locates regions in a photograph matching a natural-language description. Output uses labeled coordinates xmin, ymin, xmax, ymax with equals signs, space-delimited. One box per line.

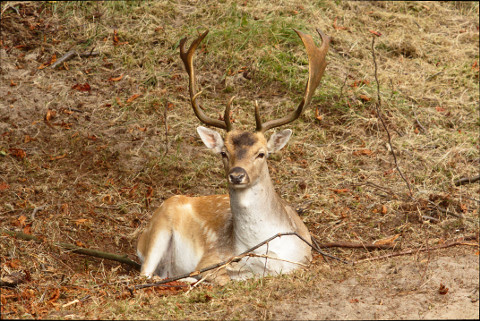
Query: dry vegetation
xmin=0 ymin=1 xmax=478 ymax=319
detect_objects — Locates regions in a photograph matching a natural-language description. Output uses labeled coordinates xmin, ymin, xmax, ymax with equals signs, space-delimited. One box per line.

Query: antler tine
xmin=179 ymin=30 xmax=229 ymax=130
xmin=256 ymin=28 xmax=330 ymax=133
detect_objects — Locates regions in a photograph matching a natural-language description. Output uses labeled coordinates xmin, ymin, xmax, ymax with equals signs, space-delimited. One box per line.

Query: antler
xmin=255 ymin=29 xmax=330 ymax=133
xmin=179 ymin=30 xmax=232 ymax=131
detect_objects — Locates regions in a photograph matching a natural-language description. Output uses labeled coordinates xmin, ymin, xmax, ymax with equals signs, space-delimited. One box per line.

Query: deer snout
xmin=228 ymin=167 xmax=248 ymax=185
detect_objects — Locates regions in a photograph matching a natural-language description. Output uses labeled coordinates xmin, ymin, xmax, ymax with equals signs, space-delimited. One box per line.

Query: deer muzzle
xmin=228 ymin=167 xmax=249 ymax=186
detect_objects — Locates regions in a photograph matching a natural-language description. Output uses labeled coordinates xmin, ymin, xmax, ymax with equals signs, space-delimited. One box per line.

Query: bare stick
xmin=354 ymin=240 xmax=478 ymax=264
xmin=164 ymin=100 xmax=169 ymax=155
xmin=50 ymin=50 xmax=100 ymax=69
xmin=371 ymin=36 xmax=413 ymax=197
xmin=1 ymin=229 xmax=141 ymax=270
xmin=314 ymin=241 xmax=398 ymax=250
xmin=454 ymin=175 xmax=480 ymax=186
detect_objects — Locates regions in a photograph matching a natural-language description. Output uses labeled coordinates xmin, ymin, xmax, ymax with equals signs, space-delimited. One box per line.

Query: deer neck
xmin=228 ymin=166 xmax=291 ymax=249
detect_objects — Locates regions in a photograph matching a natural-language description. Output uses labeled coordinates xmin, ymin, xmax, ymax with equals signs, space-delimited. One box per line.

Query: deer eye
xmin=220 ymin=151 xmax=228 ymax=158
xmin=256 ymin=152 xmax=265 ymax=159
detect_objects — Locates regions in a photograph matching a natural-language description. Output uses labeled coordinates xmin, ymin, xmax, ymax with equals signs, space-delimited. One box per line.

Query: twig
xmin=31 ymin=205 xmax=46 ymax=220
xmin=164 ymin=100 xmax=169 ymax=155
xmin=50 ymin=50 xmax=100 ymax=69
xmin=339 ymin=71 xmax=349 ymax=99
xmin=371 ymin=36 xmax=413 ymax=197
xmin=314 ymin=240 xmax=398 ymax=250
xmin=454 ymin=175 xmax=480 ymax=186
xmin=411 ymin=105 xmax=427 ymax=133
xmin=1 ymin=229 xmax=141 ymax=270
xmin=353 ymin=234 xmax=478 ymax=264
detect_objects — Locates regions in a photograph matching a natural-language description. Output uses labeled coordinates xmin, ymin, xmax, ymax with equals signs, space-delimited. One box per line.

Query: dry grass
xmin=0 ymin=1 xmax=478 ymax=319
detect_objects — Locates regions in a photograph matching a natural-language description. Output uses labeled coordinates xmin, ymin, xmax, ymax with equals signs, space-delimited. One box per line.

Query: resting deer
xmin=137 ymin=29 xmax=330 ymax=284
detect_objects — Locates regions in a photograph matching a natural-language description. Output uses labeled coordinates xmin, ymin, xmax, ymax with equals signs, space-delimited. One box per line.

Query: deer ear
xmin=267 ymin=129 xmax=292 ymax=153
xmin=197 ymin=126 xmax=224 ymax=153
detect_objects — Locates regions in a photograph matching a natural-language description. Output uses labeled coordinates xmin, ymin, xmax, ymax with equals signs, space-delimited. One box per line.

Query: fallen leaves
xmin=333 ymin=17 xmax=348 ymax=31
xmin=438 ymin=283 xmax=449 ymax=295
xmin=108 ymin=74 xmax=123 ymax=82
xmin=112 ymin=29 xmax=128 ymax=46
xmin=8 ymin=148 xmax=26 ymax=159
xmin=0 ymin=182 xmax=10 ymax=191
xmin=126 ymin=94 xmax=141 ymax=103
xmin=373 ymin=234 xmax=400 ymax=246
xmin=369 ymin=30 xmax=382 ymax=37
xmin=38 ymin=53 xmax=57 ymax=69
xmin=71 ymin=83 xmax=91 ymax=92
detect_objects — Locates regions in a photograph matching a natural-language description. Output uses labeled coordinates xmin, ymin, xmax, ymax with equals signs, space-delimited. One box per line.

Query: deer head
xmin=179 ymin=29 xmax=330 ymax=188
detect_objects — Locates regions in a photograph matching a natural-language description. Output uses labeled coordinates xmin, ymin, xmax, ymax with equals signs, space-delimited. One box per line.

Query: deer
xmin=137 ymin=28 xmax=330 ymax=284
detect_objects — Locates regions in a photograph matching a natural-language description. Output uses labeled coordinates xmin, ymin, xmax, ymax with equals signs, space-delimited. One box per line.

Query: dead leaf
xmin=0 ymin=182 xmax=10 ymax=191
xmin=49 ymin=153 xmax=67 ymax=161
xmin=115 ymin=97 xmax=123 ymax=107
xmin=102 ymin=194 xmax=113 ymax=204
xmin=108 ymin=74 xmax=123 ymax=82
xmin=315 ymin=106 xmax=323 ymax=121
xmin=381 ymin=205 xmax=388 ymax=214
xmin=373 ymin=234 xmax=400 ymax=246
xmin=75 ymin=241 xmax=85 ymax=247
xmin=126 ymin=94 xmax=140 ymax=103
xmin=438 ymin=283 xmax=449 ymax=295
xmin=23 ymin=224 xmax=32 ymax=234
xmin=435 ymin=106 xmax=446 ymax=112
xmin=359 ymin=94 xmax=371 ymax=102
xmin=74 ymin=219 xmax=88 ymax=226
xmin=353 ymin=149 xmax=373 ymax=156
xmin=17 ymin=215 xmax=27 ymax=227
xmin=331 ymin=188 xmax=350 ymax=194
xmin=112 ymin=29 xmax=128 ymax=46
xmin=47 ymin=288 xmax=60 ymax=304
xmin=333 ymin=17 xmax=348 ymax=30
xmin=113 ymin=29 xmax=119 ymax=45
xmin=369 ymin=30 xmax=382 ymax=37
xmin=71 ymin=83 xmax=91 ymax=92
xmin=45 ymin=109 xmax=57 ymax=122
xmin=38 ymin=54 xmax=57 ymax=70
xmin=10 ymin=80 xmax=17 ymax=87
xmin=9 ymin=148 xmax=26 ymax=159
xmin=24 ymin=135 xmax=36 ymax=143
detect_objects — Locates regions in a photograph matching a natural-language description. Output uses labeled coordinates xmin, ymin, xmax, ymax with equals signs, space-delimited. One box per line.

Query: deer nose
xmin=228 ymin=167 xmax=248 ymax=185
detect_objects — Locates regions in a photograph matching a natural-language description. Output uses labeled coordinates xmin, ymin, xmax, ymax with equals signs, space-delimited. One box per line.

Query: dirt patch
xmin=273 ymin=254 xmax=479 ymax=320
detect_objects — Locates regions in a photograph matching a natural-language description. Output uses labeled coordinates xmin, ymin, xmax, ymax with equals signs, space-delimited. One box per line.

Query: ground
xmin=0 ymin=1 xmax=478 ymax=319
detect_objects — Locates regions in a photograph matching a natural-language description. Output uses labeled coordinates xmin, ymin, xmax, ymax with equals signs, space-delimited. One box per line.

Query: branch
xmin=371 ymin=36 xmax=413 ymax=197
xmin=454 ymin=175 xmax=480 ymax=186
xmin=1 ymin=229 xmax=141 ymax=270
xmin=353 ymin=234 xmax=478 ymax=264
xmin=50 ymin=49 xmax=99 ymax=69
xmin=315 ymin=240 xmax=398 ymax=250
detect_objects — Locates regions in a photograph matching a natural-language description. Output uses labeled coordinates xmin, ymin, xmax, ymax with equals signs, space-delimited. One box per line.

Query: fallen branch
xmin=50 ymin=49 xmax=100 ymax=69
xmin=353 ymin=234 xmax=479 ymax=264
xmin=1 ymin=229 xmax=141 ymax=270
xmin=454 ymin=175 xmax=480 ymax=186
xmin=315 ymin=240 xmax=398 ymax=250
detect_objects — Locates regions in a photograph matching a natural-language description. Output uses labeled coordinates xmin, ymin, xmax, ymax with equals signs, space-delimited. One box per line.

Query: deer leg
xmin=139 ymin=228 xmax=173 ymax=278
xmin=196 ymin=251 xmax=230 ymax=285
